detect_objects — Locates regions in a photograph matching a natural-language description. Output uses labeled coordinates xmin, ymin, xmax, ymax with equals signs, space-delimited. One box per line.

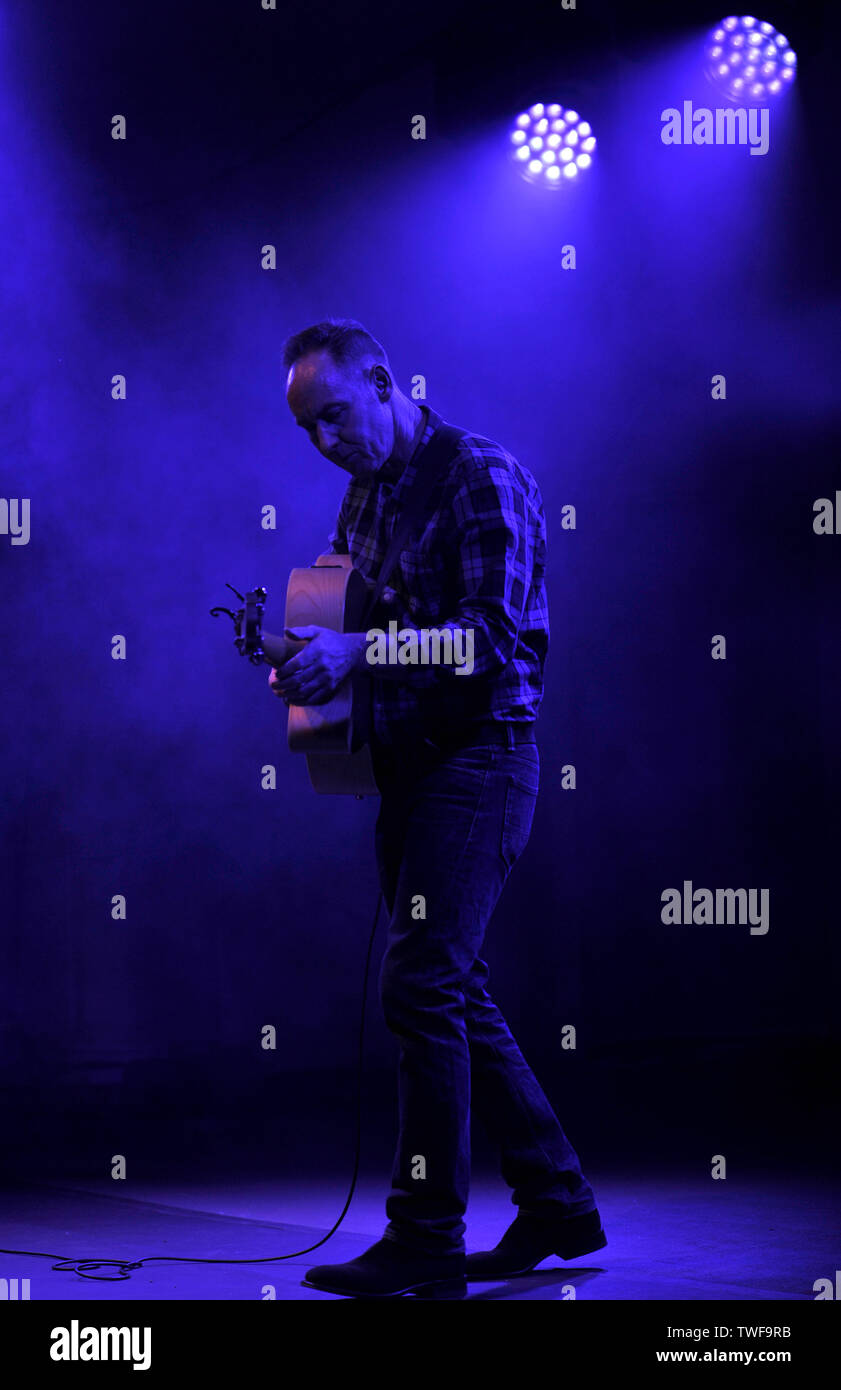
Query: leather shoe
xmin=303 ymin=1236 xmax=467 ymax=1298
xmin=466 ymin=1207 xmax=607 ymax=1279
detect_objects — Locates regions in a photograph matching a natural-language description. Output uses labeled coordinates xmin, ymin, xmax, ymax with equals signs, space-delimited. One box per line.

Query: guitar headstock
xmin=210 ymin=584 xmax=269 ymax=665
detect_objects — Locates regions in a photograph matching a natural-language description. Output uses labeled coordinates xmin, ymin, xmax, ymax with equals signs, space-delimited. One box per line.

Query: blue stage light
xmin=705 ymin=15 xmax=797 ymax=103
xmin=510 ymin=104 xmax=597 ymax=188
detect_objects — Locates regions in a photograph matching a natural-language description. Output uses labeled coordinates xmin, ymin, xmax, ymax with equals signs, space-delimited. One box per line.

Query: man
xmin=271 ymin=318 xmax=605 ymax=1298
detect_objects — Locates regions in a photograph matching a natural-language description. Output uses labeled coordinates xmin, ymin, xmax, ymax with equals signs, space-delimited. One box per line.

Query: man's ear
xmin=372 ymin=364 xmax=393 ymax=399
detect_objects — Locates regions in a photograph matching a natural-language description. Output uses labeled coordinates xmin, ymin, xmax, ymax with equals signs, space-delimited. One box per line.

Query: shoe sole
xmin=465 ymin=1228 xmax=608 ymax=1280
xmin=302 ymin=1275 xmax=467 ymax=1299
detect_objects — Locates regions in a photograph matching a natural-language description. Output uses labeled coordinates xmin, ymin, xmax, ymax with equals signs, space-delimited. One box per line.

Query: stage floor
xmin=1 ymin=1167 xmax=834 ymax=1300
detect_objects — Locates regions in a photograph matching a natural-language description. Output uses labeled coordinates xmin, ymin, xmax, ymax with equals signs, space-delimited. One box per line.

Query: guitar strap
xmin=359 ymin=418 xmax=465 ymax=630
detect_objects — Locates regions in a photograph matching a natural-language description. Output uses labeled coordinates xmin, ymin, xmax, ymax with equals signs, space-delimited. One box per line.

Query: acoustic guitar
xmin=211 ymin=553 xmax=379 ymax=797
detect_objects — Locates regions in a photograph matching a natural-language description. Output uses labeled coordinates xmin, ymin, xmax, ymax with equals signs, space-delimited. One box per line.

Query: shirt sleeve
xmin=369 ymin=463 xmax=532 ymax=686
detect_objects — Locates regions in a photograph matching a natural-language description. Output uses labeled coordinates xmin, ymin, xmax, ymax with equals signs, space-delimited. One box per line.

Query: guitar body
xmin=211 ymin=554 xmax=380 ymax=796
xmin=284 ymin=554 xmax=379 ymax=796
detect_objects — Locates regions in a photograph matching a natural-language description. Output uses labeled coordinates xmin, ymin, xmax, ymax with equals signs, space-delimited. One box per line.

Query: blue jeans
xmin=370 ymin=731 xmax=596 ymax=1256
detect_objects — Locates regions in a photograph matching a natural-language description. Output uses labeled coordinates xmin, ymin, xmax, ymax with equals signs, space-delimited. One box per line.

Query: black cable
xmin=0 ymin=891 xmax=383 ymax=1282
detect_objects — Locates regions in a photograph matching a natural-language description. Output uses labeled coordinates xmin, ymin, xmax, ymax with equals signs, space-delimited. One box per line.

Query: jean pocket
xmin=500 ymin=775 xmax=537 ymax=872
xmin=503 ymin=744 xmax=540 ymax=794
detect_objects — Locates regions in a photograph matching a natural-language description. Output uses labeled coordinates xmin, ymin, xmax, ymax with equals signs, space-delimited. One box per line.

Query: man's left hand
xmin=270 ymin=626 xmax=364 ymax=705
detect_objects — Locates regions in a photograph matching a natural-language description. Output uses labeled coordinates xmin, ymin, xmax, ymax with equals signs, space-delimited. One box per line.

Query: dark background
xmin=1 ymin=0 xmax=838 ymax=1185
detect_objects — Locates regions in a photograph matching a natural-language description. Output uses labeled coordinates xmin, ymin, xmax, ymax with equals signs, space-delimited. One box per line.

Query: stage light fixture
xmin=704 ymin=15 xmax=797 ymax=103
xmin=510 ymin=103 xmax=596 ymax=188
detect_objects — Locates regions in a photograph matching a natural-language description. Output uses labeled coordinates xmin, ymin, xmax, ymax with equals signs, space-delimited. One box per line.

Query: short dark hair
xmin=281 ymin=317 xmax=389 ymax=373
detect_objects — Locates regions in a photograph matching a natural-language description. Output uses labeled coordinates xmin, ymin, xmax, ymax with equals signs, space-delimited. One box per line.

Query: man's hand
xmin=268 ymin=626 xmax=366 ymax=706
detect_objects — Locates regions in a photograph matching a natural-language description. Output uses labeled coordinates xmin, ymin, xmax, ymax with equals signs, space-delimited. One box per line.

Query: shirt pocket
xmin=397 ymin=540 xmax=448 ymax=620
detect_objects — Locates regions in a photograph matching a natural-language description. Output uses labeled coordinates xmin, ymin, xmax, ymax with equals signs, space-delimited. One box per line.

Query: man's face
xmin=286 ymin=349 xmax=394 ymax=478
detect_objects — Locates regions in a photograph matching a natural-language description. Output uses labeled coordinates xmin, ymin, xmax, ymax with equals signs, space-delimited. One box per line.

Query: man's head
xmin=282 ymin=318 xmax=400 ymax=478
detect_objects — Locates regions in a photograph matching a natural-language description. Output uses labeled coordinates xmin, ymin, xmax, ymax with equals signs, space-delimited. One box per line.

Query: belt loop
xmin=506 ymin=723 xmax=515 ymax=750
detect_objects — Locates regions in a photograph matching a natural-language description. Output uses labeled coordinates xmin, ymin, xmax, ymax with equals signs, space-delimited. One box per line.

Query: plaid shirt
xmin=322 ymin=404 xmax=549 ymax=749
